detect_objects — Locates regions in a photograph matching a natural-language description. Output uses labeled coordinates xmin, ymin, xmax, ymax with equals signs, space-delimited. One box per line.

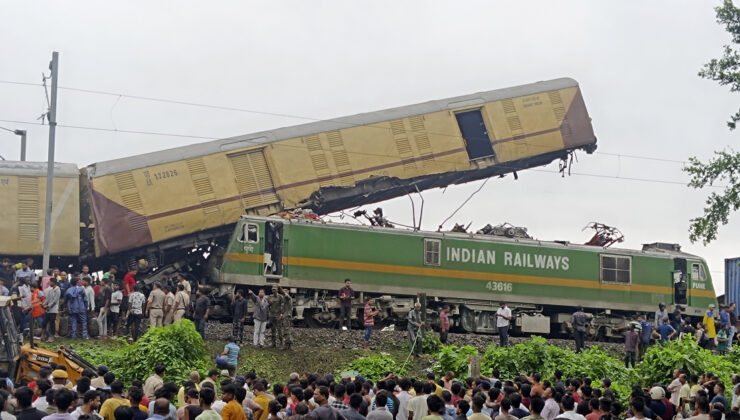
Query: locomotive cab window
xmin=691 ymin=263 xmax=706 ymax=281
xmin=424 ymin=238 xmax=441 ymax=266
xmin=600 ymin=254 xmax=631 ymax=284
xmin=238 ymin=223 xmax=259 ymax=243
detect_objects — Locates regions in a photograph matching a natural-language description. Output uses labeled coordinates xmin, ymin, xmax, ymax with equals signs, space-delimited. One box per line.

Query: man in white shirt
xmin=540 ymin=388 xmax=560 ymax=420
xmin=109 ymin=283 xmax=123 ymax=338
xmin=82 ymin=277 xmax=96 ymax=314
xmin=396 ymin=379 xmax=413 ymax=420
xmin=495 ymin=302 xmax=512 ymax=347
xmin=557 ymin=395 xmax=585 ymax=420
xmin=667 ymin=369 xmax=682 ymax=408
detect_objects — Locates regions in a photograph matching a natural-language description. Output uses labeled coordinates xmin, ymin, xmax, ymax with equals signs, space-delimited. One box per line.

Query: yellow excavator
xmin=0 ymin=296 xmax=95 ymax=384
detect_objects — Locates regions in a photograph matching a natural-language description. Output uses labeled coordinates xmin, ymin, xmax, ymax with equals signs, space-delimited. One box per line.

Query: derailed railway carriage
xmin=214 ymin=216 xmax=718 ymax=338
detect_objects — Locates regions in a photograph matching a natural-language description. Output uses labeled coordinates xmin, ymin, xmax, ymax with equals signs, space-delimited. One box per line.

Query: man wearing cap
xmin=648 ymin=387 xmax=667 ymax=419
xmin=671 ymin=306 xmax=683 ymax=337
xmin=146 ymin=282 xmax=166 ymax=328
xmin=703 ymin=304 xmax=717 ymax=350
xmin=51 ymin=369 xmax=70 ymax=390
xmin=654 ymin=303 xmax=668 ymax=327
xmin=267 ymin=286 xmax=284 ymax=349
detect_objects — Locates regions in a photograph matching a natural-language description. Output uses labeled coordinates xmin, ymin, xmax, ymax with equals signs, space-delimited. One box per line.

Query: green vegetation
xmin=337 ymin=354 xmax=408 ymax=382
xmin=687 ymin=0 xmax=740 ymax=244
xmin=432 ymin=345 xmax=479 ymax=378
xmin=429 ymin=336 xmax=740 ymax=406
xmin=63 ymin=320 xmax=210 ymax=385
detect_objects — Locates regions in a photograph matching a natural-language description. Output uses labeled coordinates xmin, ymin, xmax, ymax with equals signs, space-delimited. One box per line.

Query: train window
xmin=238 ymin=223 xmax=259 ymax=244
xmin=424 ymin=239 xmax=441 ymax=266
xmin=692 ymin=263 xmax=707 ymax=281
xmin=600 ymin=255 xmax=631 ymax=284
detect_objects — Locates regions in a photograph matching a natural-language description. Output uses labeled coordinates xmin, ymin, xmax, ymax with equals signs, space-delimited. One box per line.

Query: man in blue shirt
xmin=653 ymin=317 xmax=677 ymax=344
xmin=638 ymin=315 xmax=653 ymax=359
xmin=221 ymin=337 xmax=240 ymax=377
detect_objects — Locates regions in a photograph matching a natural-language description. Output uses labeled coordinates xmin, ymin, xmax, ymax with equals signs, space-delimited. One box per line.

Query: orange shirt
xmin=31 ymin=289 xmax=45 ymax=318
xmin=221 ymin=400 xmax=246 ymax=420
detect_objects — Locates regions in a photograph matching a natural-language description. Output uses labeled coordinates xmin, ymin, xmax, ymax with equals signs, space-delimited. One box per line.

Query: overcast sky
xmin=1 ymin=1 xmax=738 ymax=295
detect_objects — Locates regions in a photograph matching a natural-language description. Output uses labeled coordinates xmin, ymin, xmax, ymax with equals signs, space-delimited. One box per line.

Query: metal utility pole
xmin=42 ymin=52 xmax=59 ymax=272
xmin=0 ymin=128 xmax=26 ymax=160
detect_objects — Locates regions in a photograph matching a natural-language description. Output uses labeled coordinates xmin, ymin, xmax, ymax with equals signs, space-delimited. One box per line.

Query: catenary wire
xmin=0 ymin=118 xmax=727 ymax=190
xmin=0 ymin=79 xmax=700 ymax=165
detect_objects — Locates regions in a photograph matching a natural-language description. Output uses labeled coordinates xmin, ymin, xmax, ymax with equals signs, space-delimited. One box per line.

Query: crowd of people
xmin=0 ymin=355 xmax=738 ymax=420
xmin=0 ymin=258 xmax=209 ymax=343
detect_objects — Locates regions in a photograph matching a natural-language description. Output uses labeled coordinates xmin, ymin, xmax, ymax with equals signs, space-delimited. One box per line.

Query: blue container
xmin=725 ymin=257 xmax=740 ymax=315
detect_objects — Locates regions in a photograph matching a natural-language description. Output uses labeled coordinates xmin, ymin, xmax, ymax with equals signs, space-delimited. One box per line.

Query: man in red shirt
xmin=363 ymin=297 xmax=379 ymax=350
xmin=123 ymin=268 xmax=136 ymax=321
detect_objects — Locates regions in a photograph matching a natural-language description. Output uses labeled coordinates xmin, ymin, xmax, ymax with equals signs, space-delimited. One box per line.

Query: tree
xmin=685 ymin=0 xmax=740 ymax=244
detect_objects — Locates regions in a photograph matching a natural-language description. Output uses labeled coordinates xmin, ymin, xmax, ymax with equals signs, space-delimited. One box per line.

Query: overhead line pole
xmin=16 ymin=130 xmax=26 ymax=161
xmin=42 ymin=52 xmax=59 ymax=272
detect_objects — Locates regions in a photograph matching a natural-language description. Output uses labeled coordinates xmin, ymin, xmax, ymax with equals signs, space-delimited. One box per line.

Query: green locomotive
xmin=211 ymin=215 xmax=717 ymax=338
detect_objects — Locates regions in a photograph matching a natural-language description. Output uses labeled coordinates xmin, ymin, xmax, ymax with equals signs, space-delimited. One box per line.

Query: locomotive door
xmin=264 ymin=221 xmax=283 ymax=278
xmin=673 ymin=258 xmax=688 ymax=305
xmin=455 ymin=110 xmax=495 ymax=160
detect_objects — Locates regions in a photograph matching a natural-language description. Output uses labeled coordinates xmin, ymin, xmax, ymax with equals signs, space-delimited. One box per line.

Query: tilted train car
xmin=85 ymin=77 xmax=597 ymax=267
xmin=214 ymin=216 xmax=717 ymax=337
xmin=0 ymin=161 xmax=80 ymax=259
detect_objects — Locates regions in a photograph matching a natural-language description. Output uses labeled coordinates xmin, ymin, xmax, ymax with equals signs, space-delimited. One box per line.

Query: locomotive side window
xmin=600 ymin=254 xmax=631 ymax=284
xmin=238 ymin=223 xmax=259 ymax=244
xmin=424 ymin=239 xmax=441 ymax=266
xmin=691 ymin=263 xmax=707 ymax=281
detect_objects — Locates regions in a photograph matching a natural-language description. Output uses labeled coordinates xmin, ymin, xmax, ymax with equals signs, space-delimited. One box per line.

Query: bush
xmin=635 ymin=336 xmax=736 ymax=390
xmin=72 ymin=319 xmax=210 ymax=385
xmin=481 ymin=336 xmax=579 ymax=379
xmin=404 ymin=333 xmax=443 ymax=354
xmin=337 ymin=354 xmax=407 ymax=382
xmin=432 ymin=345 xmax=479 ymax=378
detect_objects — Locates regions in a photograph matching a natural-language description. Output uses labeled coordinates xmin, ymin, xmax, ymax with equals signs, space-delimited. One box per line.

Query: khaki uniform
xmin=268 ymin=293 xmax=284 ymax=348
xmin=174 ymin=290 xmax=190 ymax=321
xmin=148 ymin=288 xmax=166 ymax=327
xmin=282 ymin=293 xmax=293 ymax=349
xmin=163 ymin=292 xmax=175 ymax=325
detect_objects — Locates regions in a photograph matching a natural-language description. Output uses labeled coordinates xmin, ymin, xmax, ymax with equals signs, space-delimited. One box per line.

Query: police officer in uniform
xmin=268 ymin=285 xmax=284 ymax=348
xmin=279 ymin=286 xmax=293 ymax=350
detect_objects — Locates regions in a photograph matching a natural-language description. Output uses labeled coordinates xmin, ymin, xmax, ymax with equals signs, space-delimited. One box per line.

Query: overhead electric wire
xmin=0 ymin=117 xmax=726 ymax=189
xmin=0 ymin=118 xmax=216 ymax=140
xmin=0 ymin=79 xmax=701 ymax=166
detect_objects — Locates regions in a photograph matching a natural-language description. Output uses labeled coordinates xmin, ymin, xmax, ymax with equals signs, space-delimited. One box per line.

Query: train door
xmin=673 ymin=258 xmax=688 ymax=305
xmin=455 ymin=110 xmax=495 ymax=160
xmin=264 ymin=221 xmax=283 ymax=278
